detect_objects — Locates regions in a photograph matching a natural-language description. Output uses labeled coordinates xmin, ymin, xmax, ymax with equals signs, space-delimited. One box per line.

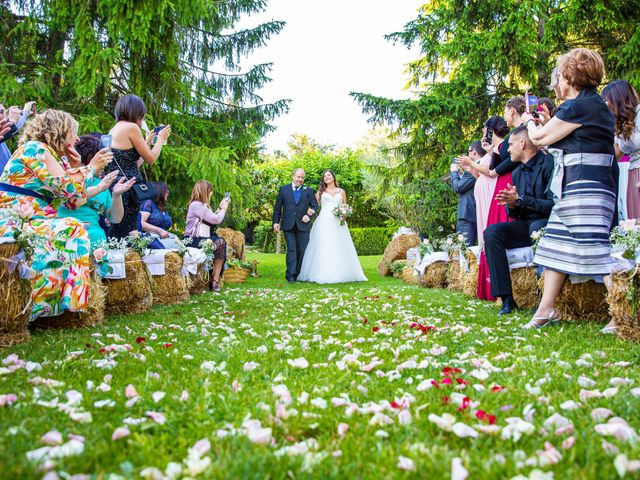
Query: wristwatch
xmin=514 ymin=195 xmax=523 ymax=207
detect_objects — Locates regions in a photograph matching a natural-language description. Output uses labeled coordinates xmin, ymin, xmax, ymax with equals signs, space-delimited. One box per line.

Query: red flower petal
xmin=372 ymin=327 xmax=380 ymax=333
xmin=162 ymin=343 xmax=173 ymax=348
xmin=390 ymin=401 xmax=401 ymax=409
xmin=441 ymin=377 xmax=452 ymax=385
xmin=491 ymin=385 xmax=504 ymax=393
xmin=136 ymin=337 xmax=146 ymax=344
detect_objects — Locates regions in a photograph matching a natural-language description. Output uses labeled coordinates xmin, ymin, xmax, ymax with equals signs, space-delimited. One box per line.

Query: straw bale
xmin=104 ymin=251 xmax=153 ymax=315
xmin=511 ymin=266 xmax=540 ymax=309
xmin=0 ymin=243 xmax=31 ymax=346
xmin=421 ymin=261 xmax=449 ymax=289
xmin=539 ymin=272 xmax=608 ymax=322
xmin=378 ymin=234 xmax=420 ymax=276
xmin=447 ymin=250 xmax=464 ymax=292
xmin=34 ymin=269 xmax=106 ymax=329
xmin=606 ymin=269 xmax=640 ymax=342
xmin=401 ymin=267 xmax=421 ymax=285
xmin=188 ymin=264 xmax=210 ymax=295
xmin=462 ymin=250 xmax=479 ymax=297
xmin=217 ymin=228 xmax=246 ymax=260
xmin=224 ymin=267 xmax=250 ymax=283
xmin=152 ymin=253 xmax=190 ymax=305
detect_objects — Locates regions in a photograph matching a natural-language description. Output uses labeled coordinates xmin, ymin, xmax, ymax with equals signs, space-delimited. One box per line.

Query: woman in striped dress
xmin=522 ymin=48 xmax=616 ymax=328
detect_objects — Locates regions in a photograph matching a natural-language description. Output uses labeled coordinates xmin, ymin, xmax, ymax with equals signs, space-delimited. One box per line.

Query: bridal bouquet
xmin=332 ymin=204 xmax=353 ymax=226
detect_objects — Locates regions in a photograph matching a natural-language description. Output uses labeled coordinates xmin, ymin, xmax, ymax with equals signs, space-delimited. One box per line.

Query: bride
xmin=297 ymin=170 xmax=367 ymax=284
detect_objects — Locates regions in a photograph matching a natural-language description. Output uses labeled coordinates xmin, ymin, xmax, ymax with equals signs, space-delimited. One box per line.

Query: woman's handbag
xmin=111 ymin=156 xmax=156 ymax=203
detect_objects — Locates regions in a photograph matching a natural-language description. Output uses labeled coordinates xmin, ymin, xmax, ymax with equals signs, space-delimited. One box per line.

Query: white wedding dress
xmin=297 ymin=191 xmax=367 ymax=284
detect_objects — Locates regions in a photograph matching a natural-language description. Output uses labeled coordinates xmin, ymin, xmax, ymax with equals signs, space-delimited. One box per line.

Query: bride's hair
xmin=318 ymin=169 xmax=339 ymax=196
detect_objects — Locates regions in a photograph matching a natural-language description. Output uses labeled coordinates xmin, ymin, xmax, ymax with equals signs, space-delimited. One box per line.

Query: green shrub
xmin=252 ymin=220 xmax=286 ymax=253
xmin=350 ymin=227 xmax=393 ymax=256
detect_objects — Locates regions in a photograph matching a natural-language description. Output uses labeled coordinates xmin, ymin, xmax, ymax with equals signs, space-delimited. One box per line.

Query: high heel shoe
xmin=522 ymin=309 xmax=561 ymax=329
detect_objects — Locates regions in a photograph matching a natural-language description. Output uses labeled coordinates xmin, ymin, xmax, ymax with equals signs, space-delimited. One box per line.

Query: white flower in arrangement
xmin=423 ymin=239 xmax=430 ymax=245
xmin=16 ymin=203 xmax=34 ymax=219
xmin=457 ymin=233 xmax=465 ymax=242
xmin=530 ymin=230 xmax=542 ymax=241
xmin=446 ymin=237 xmax=454 ymax=245
xmin=332 ymin=204 xmax=353 ymax=226
xmin=620 ymin=219 xmax=639 ymax=232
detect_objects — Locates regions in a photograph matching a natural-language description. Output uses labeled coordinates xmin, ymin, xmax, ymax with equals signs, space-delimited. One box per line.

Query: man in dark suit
xmin=272 ymin=168 xmax=319 ymax=282
xmin=451 ymin=140 xmax=485 ymax=246
xmin=484 ymin=125 xmax=555 ymax=315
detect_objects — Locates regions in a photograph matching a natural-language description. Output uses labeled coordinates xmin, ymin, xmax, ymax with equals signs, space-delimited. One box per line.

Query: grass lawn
xmin=1 ymin=252 xmax=640 ymax=479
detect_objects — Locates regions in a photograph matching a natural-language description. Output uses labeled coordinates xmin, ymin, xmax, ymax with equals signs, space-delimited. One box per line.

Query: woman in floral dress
xmin=0 ymin=110 xmax=112 ymax=319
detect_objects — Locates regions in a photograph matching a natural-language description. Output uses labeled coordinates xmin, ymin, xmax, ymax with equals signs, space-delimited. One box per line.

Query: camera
xmin=152 ymin=125 xmax=166 ymax=145
xmin=485 ymin=128 xmax=494 ymax=145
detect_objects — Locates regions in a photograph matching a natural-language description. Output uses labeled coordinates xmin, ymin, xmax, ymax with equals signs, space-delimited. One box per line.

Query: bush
xmin=252 ymin=221 xmax=286 ymax=253
xmin=351 ymin=227 xmax=393 ymax=256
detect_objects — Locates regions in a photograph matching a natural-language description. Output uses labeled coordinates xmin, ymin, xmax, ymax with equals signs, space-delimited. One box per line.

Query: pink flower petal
xmin=111 ymin=427 xmax=130 ymax=441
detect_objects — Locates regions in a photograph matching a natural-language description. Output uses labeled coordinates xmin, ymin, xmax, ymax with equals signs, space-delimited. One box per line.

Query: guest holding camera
xmin=184 ymin=180 xmax=230 ymax=292
xmin=106 ymin=94 xmax=171 ymax=238
xmin=451 ymin=141 xmax=485 ymax=246
xmin=0 ymin=110 xmax=110 ymax=319
xmin=58 ymin=135 xmax=135 ymax=246
xmin=484 ymin=125 xmax=554 ymax=315
xmin=523 ymin=48 xmax=616 ymax=328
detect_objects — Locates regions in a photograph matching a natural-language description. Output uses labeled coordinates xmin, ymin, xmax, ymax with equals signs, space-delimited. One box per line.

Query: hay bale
xmin=421 ymin=261 xmax=449 ymax=289
xmin=378 ymin=234 xmax=420 ymax=276
xmin=104 ymin=251 xmax=153 ymax=315
xmin=401 ymin=267 xmax=421 ymax=285
xmin=188 ymin=264 xmax=210 ymax=295
xmin=152 ymin=253 xmax=190 ymax=305
xmin=33 ymin=269 xmax=106 ymax=329
xmin=447 ymin=250 xmax=464 ymax=292
xmin=217 ymin=228 xmax=246 ymax=260
xmin=539 ymin=272 xmax=608 ymax=322
xmin=606 ymin=269 xmax=640 ymax=342
xmin=462 ymin=250 xmax=479 ymax=297
xmin=510 ymin=266 xmax=540 ymax=309
xmin=0 ymin=243 xmax=31 ymax=347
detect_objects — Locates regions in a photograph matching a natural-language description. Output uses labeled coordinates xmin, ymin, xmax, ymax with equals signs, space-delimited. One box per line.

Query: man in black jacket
xmin=272 ymin=168 xmax=319 ymax=282
xmin=451 ymin=140 xmax=485 ymax=246
xmin=484 ymin=125 xmax=555 ymax=315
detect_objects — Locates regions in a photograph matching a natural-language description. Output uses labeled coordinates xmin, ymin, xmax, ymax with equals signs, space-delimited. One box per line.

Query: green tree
xmin=350 ymin=0 xmax=640 ymax=235
xmin=0 ymin=0 xmax=290 ymax=229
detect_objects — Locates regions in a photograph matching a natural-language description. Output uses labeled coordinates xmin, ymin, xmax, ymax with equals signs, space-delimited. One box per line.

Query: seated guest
xmin=138 ymin=181 xmax=174 ymax=249
xmin=483 ymin=125 xmax=555 ymax=315
xmin=0 ymin=102 xmax=36 ymax=172
xmin=59 ymin=135 xmax=135 ymax=246
xmin=0 ymin=109 xmax=111 ymax=319
xmin=451 ymin=140 xmax=485 ymax=245
xmin=184 ymin=180 xmax=230 ymax=292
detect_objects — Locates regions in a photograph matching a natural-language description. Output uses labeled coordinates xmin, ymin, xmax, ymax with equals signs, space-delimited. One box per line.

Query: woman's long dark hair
xmin=318 ymin=169 xmax=339 ymax=196
xmin=602 ymin=80 xmax=639 ymax=140
xmin=152 ymin=181 xmax=169 ymax=211
xmin=484 ymin=116 xmax=510 ymax=170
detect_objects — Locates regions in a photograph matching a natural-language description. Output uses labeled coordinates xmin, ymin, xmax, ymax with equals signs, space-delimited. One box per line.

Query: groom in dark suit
xmin=273 ymin=168 xmax=319 ymax=282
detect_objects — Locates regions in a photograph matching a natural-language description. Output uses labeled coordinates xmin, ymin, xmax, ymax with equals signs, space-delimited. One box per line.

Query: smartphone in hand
xmin=100 ymin=134 xmax=112 ymax=149
xmin=224 ymin=192 xmax=231 ymax=200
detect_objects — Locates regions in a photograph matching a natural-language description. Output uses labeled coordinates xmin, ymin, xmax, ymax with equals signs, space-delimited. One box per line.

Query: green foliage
xmin=350 ymin=227 xmax=393 ymax=256
xmin=0 ymin=0 xmax=290 ymax=231
xmin=390 ymin=260 xmax=405 ymax=274
xmin=351 ymin=0 xmax=640 ymax=236
xmin=251 ymin=135 xmax=387 ymax=229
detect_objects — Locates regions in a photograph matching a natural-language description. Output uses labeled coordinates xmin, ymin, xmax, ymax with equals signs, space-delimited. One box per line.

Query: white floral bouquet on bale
xmin=610 ymin=219 xmax=640 ymax=263
xmin=443 ymin=233 xmax=467 ymax=254
xmin=332 ymin=204 xmax=353 ymax=226
xmin=530 ymin=227 xmax=546 ymax=254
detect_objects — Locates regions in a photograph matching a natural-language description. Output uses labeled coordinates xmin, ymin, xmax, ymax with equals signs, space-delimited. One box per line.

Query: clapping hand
xmin=495 ymin=183 xmax=519 ymax=207
xmin=96 ymin=171 xmax=119 ymax=192
xmin=0 ymin=112 xmax=10 ymax=141
xmin=112 ymin=176 xmax=136 ymax=196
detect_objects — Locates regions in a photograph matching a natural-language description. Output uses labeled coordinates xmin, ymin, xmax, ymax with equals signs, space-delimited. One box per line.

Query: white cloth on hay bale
xmin=183 ymin=247 xmax=207 ymax=275
xmin=142 ymin=249 xmax=175 ymax=276
xmin=104 ymin=249 xmax=126 ymax=280
xmin=393 ymin=227 xmax=417 ymax=239
xmin=506 ymin=247 xmax=535 ymax=270
xmin=406 ymin=247 xmax=420 ymax=262
xmin=0 ymin=237 xmax=33 ymax=280
xmin=415 ymin=251 xmax=449 ymax=275
xmin=468 ymin=246 xmax=481 ymax=261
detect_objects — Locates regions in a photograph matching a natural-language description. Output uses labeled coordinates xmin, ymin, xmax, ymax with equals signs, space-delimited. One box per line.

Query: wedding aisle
xmin=1 ymin=253 xmax=640 ymax=479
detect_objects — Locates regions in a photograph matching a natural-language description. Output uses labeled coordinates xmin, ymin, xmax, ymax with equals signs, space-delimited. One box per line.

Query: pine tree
xmin=0 ymin=0 xmax=290 ymax=227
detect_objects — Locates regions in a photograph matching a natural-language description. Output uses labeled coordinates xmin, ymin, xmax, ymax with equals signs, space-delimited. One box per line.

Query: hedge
xmin=351 ymin=227 xmax=393 ymax=256
xmin=253 ymin=224 xmax=391 ymax=256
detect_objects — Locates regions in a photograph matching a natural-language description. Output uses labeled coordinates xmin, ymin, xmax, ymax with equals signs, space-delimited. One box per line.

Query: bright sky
xmin=238 ymin=0 xmax=422 ymax=152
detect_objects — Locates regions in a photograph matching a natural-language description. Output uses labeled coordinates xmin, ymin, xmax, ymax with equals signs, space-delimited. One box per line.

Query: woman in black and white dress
xmin=522 ymin=48 xmax=617 ymax=328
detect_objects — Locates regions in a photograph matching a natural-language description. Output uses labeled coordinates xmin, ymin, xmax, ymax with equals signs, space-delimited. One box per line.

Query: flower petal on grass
xmin=397 ymin=456 xmax=415 ymax=472
xmin=111 ymin=427 xmax=130 ymax=441
xmin=451 ymin=457 xmax=469 ymax=480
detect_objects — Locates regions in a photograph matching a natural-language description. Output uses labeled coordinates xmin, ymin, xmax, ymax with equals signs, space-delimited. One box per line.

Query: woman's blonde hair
xmin=20 ymin=109 xmax=79 ymax=156
xmin=188 ymin=180 xmax=213 ymax=206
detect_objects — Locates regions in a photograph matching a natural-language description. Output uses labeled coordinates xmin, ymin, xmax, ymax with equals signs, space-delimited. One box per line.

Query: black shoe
xmin=286 ymin=278 xmax=296 ymax=283
xmin=498 ymin=297 xmax=518 ymax=316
